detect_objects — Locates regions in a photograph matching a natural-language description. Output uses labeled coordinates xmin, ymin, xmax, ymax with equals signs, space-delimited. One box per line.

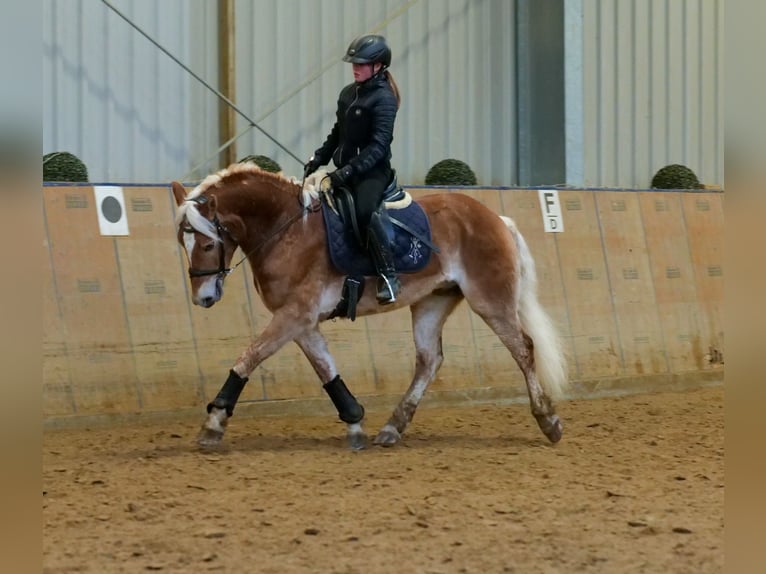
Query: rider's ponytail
xmin=384 ymin=71 xmax=401 ymax=110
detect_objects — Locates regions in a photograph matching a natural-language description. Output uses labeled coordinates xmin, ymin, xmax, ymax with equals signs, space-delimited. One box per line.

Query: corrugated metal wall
xmin=578 ymin=0 xmax=723 ymax=188
xmin=43 ymin=0 xmax=220 ymax=183
xmin=233 ymin=0 xmax=517 ymax=185
xmin=43 ymin=0 xmax=517 ymax=185
xmin=43 ymin=0 xmax=723 ymax=188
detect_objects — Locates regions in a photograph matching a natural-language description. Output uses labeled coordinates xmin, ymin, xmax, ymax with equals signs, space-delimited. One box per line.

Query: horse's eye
xmin=203 ymin=243 xmax=215 ymax=252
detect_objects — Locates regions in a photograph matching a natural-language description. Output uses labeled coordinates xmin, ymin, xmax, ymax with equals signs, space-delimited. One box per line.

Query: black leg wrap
xmin=207 ymin=370 xmax=249 ymax=417
xmin=323 ymin=375 xmax=365 ymax=424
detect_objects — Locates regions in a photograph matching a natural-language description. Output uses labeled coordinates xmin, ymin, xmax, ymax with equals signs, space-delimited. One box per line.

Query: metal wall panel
xmin=577 ymin=0 xmax=723 ymax=188
xmin=43 ymin=1 xmax=723 ymax=188
xmin=233 ymin=0 xmax=517 ymax=185
xmin=44 ymin=0 xmax=518 ymax=185
xmin=43 ymin=0 xmax=219 ymax=183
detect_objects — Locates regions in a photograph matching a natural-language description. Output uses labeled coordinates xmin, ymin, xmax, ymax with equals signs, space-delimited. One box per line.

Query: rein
xmin=183 ymin=185 xmax=319 ymax=279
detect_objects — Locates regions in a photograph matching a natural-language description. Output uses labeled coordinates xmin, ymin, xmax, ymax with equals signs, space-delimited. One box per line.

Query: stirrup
xmin=376 ymin=275 xmax=401 ymax=304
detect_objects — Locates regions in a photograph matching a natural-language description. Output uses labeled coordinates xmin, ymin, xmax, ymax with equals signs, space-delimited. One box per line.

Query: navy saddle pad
xmin=321 ymin=198 xmax=434 ymax=277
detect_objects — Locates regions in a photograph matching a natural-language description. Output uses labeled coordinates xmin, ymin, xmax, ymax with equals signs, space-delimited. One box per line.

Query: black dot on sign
xmin=101 ymin=196 xmax=122 ymax=223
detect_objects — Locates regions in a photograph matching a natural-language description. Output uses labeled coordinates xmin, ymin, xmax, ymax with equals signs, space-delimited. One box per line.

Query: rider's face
xmin=352 ymin=62 xmax=382 ymax=83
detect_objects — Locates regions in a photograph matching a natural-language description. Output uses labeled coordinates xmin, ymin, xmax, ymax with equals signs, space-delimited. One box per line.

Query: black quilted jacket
xmin=313 ymin=73 xmax=398 ymax=177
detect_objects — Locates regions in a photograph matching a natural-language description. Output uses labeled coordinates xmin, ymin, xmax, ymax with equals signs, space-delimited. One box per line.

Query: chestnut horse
xmin=171 ymin=164 xmax=567 ymax=450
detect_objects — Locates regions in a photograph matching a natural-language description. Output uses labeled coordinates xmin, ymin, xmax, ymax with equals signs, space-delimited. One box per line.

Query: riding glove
xmin=304 ymin=157 xmax=322 ymax=178
xmin=329 ymin=164 xmax=354 ymax=189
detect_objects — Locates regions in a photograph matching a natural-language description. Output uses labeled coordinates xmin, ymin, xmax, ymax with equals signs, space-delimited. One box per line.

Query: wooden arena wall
xmin=43 ymin=185 xmax=723 ymax=425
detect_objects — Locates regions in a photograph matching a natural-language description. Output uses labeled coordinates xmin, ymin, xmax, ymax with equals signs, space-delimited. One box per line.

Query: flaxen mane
xmin=175 ymin=164 xmax=321 ymax=235
xmin=195 ymin=164 xmax=301 ymax=197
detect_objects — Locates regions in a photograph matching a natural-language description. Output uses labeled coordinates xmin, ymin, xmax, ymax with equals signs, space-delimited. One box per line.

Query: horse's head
xmin=171 ymin=181 xmax=243 ymax=308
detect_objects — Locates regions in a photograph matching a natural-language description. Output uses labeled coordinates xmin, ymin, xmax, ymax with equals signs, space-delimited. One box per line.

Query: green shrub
xmin=239 ymin=154 xmax=282 ymax=173
xmin=651 ymin=164 xmax=702 ymax=189
xmin=425 ymin=158 xmax=477 ymax=186
xmin=43 ymin=152 xmax=89 ymax=182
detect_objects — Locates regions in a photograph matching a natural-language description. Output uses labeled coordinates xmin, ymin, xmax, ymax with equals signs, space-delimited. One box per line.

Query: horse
xmin=170 ymin=163 xmax=568 ymax=450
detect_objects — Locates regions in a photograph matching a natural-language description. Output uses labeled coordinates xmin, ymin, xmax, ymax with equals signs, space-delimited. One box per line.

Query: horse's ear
xmin=171 ymin=181 xmax=187 ymax=206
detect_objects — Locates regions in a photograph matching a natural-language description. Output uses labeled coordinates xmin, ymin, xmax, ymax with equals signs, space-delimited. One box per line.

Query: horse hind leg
xmin=374 ymin=291 xmax=463 ymax=446
xmin=481 ymin=312 xmax=563 ymax=443
xmin=461 ymin=220 xmax=566 ymax=443
xmin=513 ymin=327 xmax=562 ymax=442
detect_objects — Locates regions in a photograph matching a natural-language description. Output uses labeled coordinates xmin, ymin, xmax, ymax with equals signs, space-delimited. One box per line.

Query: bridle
xmin=181 ymin=191 xmax=320 ymax=280
xmin=181 ymin=196 xmax=232 ymax=279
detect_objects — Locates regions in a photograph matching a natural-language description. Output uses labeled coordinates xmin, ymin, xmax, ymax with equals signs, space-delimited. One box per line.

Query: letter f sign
xmin=538 ymin=190 xmax=564 ymax=233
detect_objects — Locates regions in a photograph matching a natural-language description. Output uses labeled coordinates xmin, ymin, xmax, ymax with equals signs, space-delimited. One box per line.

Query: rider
xmin=304 ymin=34 xmax=402 ymax=304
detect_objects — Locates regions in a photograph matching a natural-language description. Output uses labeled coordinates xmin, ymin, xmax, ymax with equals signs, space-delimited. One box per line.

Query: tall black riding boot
xmin=367 ymin=210 xmax=401 ymax=304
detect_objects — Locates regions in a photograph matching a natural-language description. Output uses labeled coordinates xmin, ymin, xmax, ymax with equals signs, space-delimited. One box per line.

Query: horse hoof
xmin=373 ymin=425 xmax=401 ymax=447
xmin=197 ymin=427 xmax=224 ymax=448
xmin=542 ymin=415 xmax=563 ymax=444
xmin=348 ymin=432 xmax=368 ymax=451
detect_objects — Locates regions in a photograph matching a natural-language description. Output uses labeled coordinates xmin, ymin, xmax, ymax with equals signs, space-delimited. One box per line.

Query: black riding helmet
xmin=342 ymin=34 xmax=391 ymax=68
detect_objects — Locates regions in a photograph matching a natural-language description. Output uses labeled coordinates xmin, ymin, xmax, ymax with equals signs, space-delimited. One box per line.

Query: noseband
xmin=182 ymin=196 xmax=232 ymax=279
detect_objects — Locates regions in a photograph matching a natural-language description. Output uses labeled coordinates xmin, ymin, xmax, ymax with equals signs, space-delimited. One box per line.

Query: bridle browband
xmin=181 ymin=191 xmax=319 ymax=279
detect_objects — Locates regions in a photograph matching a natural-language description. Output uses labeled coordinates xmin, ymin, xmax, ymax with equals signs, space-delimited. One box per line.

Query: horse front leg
xmin=294 ymin=328 xmax=367 ymax=450
xmin=197 ymin=313 xmax=306 ymax=447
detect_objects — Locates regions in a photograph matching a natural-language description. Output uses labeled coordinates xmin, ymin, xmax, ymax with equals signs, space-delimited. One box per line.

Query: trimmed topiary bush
xmin=239 ymin=154 xmax=282 ymax=173
xmin=651 ymin=164 xmax=702 ymax=189
xmin=425 ymin=158 xmax=478 ymax=186
xmin=43 ymin=151 xmax=89 ymax=182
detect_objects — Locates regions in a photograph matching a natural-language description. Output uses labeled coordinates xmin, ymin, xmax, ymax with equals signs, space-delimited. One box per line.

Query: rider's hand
xmin=329 ymin=164 xmax=353 ymax=188
xmin=303 ymin=157 xmax=321 ymax=178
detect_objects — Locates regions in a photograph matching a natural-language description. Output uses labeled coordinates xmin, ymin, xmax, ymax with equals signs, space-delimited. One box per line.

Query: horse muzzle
xmin=192 ymin=274 xmax=225 ymax=307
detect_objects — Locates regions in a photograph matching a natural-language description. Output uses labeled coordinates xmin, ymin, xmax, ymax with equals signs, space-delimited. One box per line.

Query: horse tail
xmin=499 ymin=216 xmax=569 ymax=400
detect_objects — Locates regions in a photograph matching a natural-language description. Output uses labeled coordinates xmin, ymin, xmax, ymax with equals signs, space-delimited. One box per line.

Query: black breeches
xmin=349 ymin=168 xmax=391 ymax=232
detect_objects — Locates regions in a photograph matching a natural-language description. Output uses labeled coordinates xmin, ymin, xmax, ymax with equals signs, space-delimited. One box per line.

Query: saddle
xmin=319 ymin=173 xmax=438 ymax=320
